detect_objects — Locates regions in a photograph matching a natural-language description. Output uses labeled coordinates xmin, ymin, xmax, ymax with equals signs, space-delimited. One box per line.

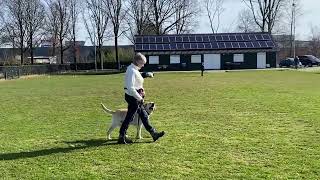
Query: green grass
xmin=1 ymin=70 xmax=320 ymax=179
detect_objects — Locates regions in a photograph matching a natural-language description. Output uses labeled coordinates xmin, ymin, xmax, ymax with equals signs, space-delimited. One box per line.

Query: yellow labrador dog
xmin=100 ymin=102 xmax=156 ymax=140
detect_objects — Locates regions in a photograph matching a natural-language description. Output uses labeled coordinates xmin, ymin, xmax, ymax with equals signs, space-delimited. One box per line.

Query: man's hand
xmin=138 ymin=99 xmax=144 ymax=105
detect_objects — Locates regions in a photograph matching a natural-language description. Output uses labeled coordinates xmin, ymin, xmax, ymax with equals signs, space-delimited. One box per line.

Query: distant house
xmin=273 ymin=34 xmax=313 ymax=63
xmin=134 ymin=32 xmax=278 ymax=71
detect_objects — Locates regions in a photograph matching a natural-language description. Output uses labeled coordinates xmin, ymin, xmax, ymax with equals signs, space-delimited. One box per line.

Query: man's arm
xmin=126 ymin=70 xmax=143 ymax=101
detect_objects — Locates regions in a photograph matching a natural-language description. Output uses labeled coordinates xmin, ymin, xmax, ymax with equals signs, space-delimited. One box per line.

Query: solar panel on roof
xmin=236 ymin=35 xmax=244 ymax=41
xmin=242 ymin=34 xmax=250 ymax=41
xmin=229 ymin=35 xmax=236 ymax=41
xmin=136 ymin=37 xmax=142 ymax=43
xmin=266 ymin=41 xmax=274 ymax=47
xmin=216 ymin=35 xmax=223 ymax=41
xmin=245 ymin=42 xmax=253 ymax=48
xmin=239 ymin=42 xmax=246 ymax=48
xmin=203 ymin=36 xmax=210 ymax=42
xmin=196 ymin=36 xmax=203 ymax=42
xmin=191 ymin=43 xmax=197 ymax=49
xmin=248 ymin=34 xmax=256 ymax=41
xmin=189 ymin=36 xmax=196 ymax=42
xmin=259 ymin=41 xmax=268 ymax=48
xmin=211 ymin=42 xmax=218 ymax=49
xmin=176 ymin=36 xmax=183 ymax=42
xmin=225 ymin=42 xmax=232 ymax=48
xmin=204 ymin=43 xmax=211 ymax=49
xmin=135 ymin=32 xmax=275 ymax=52
xmin=156 ymin=37 xmax=163 ymax=43
xmin=177 ymin=43 xmax=184 ymax=49
xmin=184 ymin=43 xmax=191 ymax=49
xmin=136 ymin=44 xmax=142 ymax=50
xmin=169 ymin=36 xmax=175 ymax=43
xmin=252 ymin=41 xmax=260 ymax=48
xmin=222 ymin=35 xmax=229 ymax=41
xmin=143 ymin=44 xmax=150 ymax=50
xmin=198 ymin=43 xmax=205 ymax=49
xmin=262 ymin=34 xmax=271 ymax=40
xmin=183 ymin=36 xmax=190 ymax=42
xmin=143 ymin=37 xmax=149 ymax=43
xmin=163 ymin=44 xmax=170 ymax=50
xmin=209 ymin=35 xmax=216 ymax=42
xmin=149 ymin=37 xmax=156 ymax=43
xmin=218 ymin=42 xmax=225 ymax=48
xmin=255 ymin=34 xmax=263 ymax=41
xmin=163 ymin=36 xmax=169 ymax=43
xmin=170 ymin=43 xmax=177 ymax=50
xmin=150 ymin=44 xmax=156 ymax=50
xmin=157 ymin=44 xmax=164 ymax=50
xmin=232 ymin=42 xmax=240 ymax=48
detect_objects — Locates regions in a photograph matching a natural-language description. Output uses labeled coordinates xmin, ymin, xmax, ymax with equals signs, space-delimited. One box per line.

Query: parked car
xmin=279 ymin=58 xmax=295 ymax=68
xmin=298 ymin=55 xmax=320 ymax=67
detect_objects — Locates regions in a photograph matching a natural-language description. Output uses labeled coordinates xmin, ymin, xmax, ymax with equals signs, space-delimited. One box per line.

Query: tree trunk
xmin=30 ymin=34 xmax=34 ymax=64
xmin=99 ymin=43 xmax=103 ymax=70
xmin=73 ymin=35 xmax=77 ymax=71
xmin=20 ymin=37 xmax=24 ymax=65
xmin=60 ymin=38 xmax=64 ymax=64
xmin=115 ymin=35 xmax=120 ymax=70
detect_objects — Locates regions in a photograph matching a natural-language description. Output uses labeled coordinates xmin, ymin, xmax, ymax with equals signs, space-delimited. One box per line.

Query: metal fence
xmin=0 ymin=65 xmax=71 ymax=80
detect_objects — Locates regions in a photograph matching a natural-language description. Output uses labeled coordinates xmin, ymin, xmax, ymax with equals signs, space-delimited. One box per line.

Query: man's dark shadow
xmin=0 ymin=138 xmax=152 ymax=161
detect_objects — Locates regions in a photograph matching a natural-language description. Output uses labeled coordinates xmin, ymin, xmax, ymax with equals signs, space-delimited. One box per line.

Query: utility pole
xmin=293 ymin=2 xmax=296 ymax=58
xmin=290 ymin=1 xmax=296 ymax=57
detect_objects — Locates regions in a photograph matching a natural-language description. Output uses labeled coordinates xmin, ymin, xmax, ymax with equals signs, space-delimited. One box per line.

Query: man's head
xmin=133 ymin=53 xmax=147 ymax=69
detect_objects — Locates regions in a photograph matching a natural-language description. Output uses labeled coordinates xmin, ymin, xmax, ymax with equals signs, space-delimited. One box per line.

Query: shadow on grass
xmin=0 ymin=138 xmax=152 ymax=161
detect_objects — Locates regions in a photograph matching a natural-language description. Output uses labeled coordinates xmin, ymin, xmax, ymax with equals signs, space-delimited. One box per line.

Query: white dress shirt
xmin=124 ymin=63 xmax=144 ymax=101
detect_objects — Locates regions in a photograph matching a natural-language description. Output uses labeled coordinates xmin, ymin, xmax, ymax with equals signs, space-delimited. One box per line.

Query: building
xmin=273 ymin=34 xmax=314 ymax=63
xmin=134 ymin=32 xmax=278 ymax=71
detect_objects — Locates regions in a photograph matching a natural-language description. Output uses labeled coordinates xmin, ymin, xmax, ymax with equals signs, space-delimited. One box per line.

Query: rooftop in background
xmin=134 ymin=32 xmax=277 ymax=52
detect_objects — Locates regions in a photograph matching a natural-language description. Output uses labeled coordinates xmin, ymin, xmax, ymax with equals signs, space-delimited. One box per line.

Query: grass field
xmin=1 ymin=70 xmax=320 ymax=179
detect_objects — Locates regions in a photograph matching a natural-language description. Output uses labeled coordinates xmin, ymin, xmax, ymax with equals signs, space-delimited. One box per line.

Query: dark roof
xmin=134 ymin=32 xmax=277 ymax=53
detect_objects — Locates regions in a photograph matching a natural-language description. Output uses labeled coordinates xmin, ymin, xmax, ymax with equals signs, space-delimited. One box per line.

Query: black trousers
xmin=119 ymin=94 xmax=153 ymax=136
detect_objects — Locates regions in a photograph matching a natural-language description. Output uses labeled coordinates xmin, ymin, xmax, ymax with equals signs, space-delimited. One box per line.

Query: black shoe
xmin=118 ymin=135 xmax=133 ymax=144
xmin=151 ymin=131 xmax=165 ymax=142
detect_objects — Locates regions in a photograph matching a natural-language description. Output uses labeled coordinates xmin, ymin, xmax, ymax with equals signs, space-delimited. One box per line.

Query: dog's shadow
xmin=0 ymin=138 xmax=152 ymax=161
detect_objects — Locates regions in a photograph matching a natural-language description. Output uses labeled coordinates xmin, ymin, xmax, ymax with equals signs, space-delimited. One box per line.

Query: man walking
xmin=118 ymin=53 xmax=165 ymax=144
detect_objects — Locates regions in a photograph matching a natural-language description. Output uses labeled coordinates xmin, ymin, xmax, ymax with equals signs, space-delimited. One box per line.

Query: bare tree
xmin=46 ymin=0 xmax=71 ymax=64
xmin=2 ymin=0 xmax=28 ymax=64
xmin=25 ymin=0 xmax=45 ymax=64
xmin=309 ymin=25 xmax=320 ymax=57
xmin=69 ymin=0 xmax=80 ymax=70
xmin=173 ymin=0 xmax=199 ymax=34
xmin=104 ymin=0 xmax=125 ymax=70
xmin=242 ymin=0 xmax=286 ymax=33
xmin=204 ymin=0 xmax=224 ymax=33
xmin=44 ymin=0 xmax=60 ymax=58
xmin=147 ymin=0 xmax=183 ymax=35
xmin=237 ymin=9 xmax=259 ymax=33
xmin=125 ymin=0 xmax=150 ymax=43
xmin=83 ymin=0 xmax=111 ymax=70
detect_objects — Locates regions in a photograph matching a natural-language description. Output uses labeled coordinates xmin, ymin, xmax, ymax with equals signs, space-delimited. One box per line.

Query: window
xmin=149 ymin=56 xmax=159 ymax=64
xmin=191 ymin=55 xmax=201 ymax=63
xmin=170 ymin=55 xmax=180 ymax=64
xmin=234 ymin=54 xmax=244 ymax=63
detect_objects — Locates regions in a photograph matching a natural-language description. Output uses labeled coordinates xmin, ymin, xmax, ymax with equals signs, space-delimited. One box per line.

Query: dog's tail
xmin=100 ymin=103 xmax=115 ymax=114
